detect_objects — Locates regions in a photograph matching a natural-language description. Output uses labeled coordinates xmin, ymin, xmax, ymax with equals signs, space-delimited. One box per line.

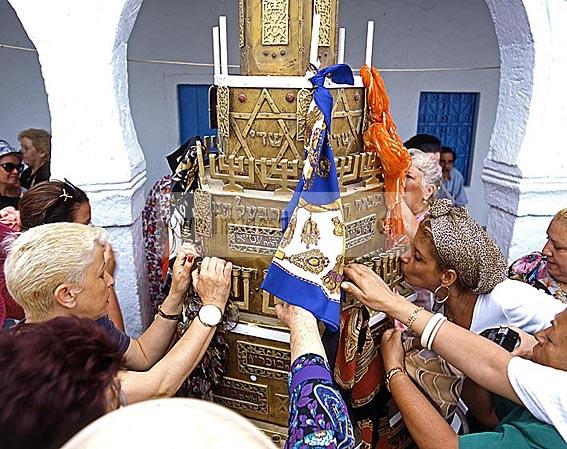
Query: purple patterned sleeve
xmin=285 ymin=353 xmax=355 ymax=448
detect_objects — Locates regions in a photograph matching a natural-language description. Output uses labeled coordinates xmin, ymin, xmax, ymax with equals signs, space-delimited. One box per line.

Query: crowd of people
xmin=0 ymin=128 xmax=565 ymax=449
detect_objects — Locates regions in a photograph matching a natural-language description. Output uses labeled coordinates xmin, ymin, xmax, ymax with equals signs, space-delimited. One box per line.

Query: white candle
xmin=365 ymin=20 xmax=374 ymax=67
xmin=219 ymin=16 xmax=228 ymax=75
xmin=337 ymin=27 xmax=345 ymax=64
xmin=309 ymin=13 xmax=321 ymax=67
xmin=212 ymin=26 xmax=220 ymax=76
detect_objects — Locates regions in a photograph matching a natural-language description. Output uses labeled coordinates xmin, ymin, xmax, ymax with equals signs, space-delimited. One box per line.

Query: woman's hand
xmin=169 ymin=244 xmax=197 ymax=299
xmin=381 ymin=328 xmax=405 ymax=371
xmin=341 ymin=263 xmax=400 ymax=312
xmin=191 ymin=257 xmax=232 ymax=313
xmin=275 ymin=302 xmax=317 ymax=330
xmin=511 ymin=327 xmax=537 ymax=361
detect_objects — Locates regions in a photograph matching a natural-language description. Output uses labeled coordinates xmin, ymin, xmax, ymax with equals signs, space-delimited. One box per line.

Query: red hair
xmin=0 ymin=316 xmax=123 ymax=449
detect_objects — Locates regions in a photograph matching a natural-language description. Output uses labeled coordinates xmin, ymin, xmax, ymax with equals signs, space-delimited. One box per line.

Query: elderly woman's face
xmin=542 ymin=218 xmax=567 ymax=283
xmin=73 ymin=244 xmax=114 ymax=320
xmin=400 ymin=224 xmax=444 ymax=291
xmin=404 ymin=165 xmax=427 ymax=213
xmin=533 ymin=310 xmax=567 ymax=371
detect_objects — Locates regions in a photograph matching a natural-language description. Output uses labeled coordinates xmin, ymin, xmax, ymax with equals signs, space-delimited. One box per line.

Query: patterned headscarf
xmin=424 ymin=199 xmax=506 ymax=294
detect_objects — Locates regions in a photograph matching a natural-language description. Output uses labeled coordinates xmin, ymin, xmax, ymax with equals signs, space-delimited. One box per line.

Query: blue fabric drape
xmin=262 ymin=64 xmax=354 ymax=331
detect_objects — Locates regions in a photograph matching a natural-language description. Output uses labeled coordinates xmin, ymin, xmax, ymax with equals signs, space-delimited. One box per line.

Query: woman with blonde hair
xmin=18 ymin=128 xmax=51 ymax=189
xmin=509 ymin=208 xmax=567 ymax=303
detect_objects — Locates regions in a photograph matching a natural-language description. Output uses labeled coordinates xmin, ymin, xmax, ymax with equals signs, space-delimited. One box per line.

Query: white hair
xmin=62 ymin=398 xmax=276 ymax=449
xmin=408 ymin=148 xmax=443 ymax=198
xmin=5 ymin=222 xmax=108 ymax=320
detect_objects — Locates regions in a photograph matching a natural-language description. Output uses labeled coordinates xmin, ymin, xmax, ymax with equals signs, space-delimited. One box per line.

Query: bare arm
xmin=275 ymin=302 xmax=326 ymax=363
xmin=342 ymin=264 xmax=521 ymax=404
xmin=120 ymin=256 xmax=232 ymax=403
xmin=122 ymin=245 xmax=196 ymax=370
xmin=382 ymin=329 xmax=458 ymax=449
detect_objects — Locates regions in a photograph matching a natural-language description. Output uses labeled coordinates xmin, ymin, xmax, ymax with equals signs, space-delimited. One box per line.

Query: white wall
xmin=1 ymin=0 xmax=499 ymax=224
xmin=127 ymin=0 xmax=499 ymax=224
xmin=0 ymin=1 xmax=50 ymax=142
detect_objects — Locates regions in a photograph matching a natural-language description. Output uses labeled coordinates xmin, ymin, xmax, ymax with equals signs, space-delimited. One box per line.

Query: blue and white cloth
xmin=262 ymin=64 xmax=354 ymax=332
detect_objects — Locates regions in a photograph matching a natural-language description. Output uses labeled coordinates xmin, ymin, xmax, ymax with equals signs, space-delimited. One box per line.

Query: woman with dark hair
xmin=0 ymin=316 xmax=124 ymax=449
xmin=0 ymin=140 xmax=23 ymax=210
xmin=386 ymin=199 xmax=565 ymax=425
xmin=342 ymin=265 xmax=567 ymax=448
xmin=19 ymin=179 xmax=90 ymax=229
xmin=0 ymin=180 xmax=123 ymax=329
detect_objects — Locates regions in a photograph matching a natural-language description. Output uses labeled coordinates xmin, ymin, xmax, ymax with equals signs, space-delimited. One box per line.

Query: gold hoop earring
xmin=433 ymin=285 xmax=450 ymax=304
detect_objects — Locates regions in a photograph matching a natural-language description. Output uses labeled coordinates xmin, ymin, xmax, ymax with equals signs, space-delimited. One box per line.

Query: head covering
xmin=425 ymin=199 xmax=506 ymax=294
xmin=0 ymin=140 xmax=22 ymax=160
xmin=61 ymin=398 xmax=275 ymax=449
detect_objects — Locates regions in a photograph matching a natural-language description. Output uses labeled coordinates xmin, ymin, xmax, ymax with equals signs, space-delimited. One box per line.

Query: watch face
xmin=199 ymin=305 xmax=222 ymax=326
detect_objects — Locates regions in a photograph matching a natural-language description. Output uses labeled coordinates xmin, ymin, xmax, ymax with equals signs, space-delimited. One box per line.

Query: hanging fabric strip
xmin=262 ymin=64 xmax=354 ymax=332
xmin=361 ymin=64 xmax=411 ymax=246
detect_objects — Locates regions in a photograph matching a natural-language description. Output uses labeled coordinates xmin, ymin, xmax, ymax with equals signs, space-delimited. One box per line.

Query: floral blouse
xmin=509 ymin=252 xmax=567 ymax=303
xmin=287 ymin=354 xmax=355 ymax=449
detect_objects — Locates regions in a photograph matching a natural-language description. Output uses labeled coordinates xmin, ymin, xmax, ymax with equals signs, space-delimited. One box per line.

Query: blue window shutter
xmin=177 ymin=84 xmax=217 ymax=144
xmin=417 ymin=92 xmax=479 ymax=185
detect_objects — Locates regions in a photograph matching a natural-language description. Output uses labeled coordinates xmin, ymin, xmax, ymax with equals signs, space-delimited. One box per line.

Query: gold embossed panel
xmin=262 ymin=0 xmax=289 ymax=46
xmin=240 ymin=0 xmax=312 ymax=75
xmin=214 ymin=376 xmax=269 ymax=415
xmin=194 ymin=184 xmax=387 ymax=317
xmin=314 ymin=0 xmax=339 ymax=68
xmin=237 ymin=341 xmax=291 ymax=381
xmin=213 ymin=86 xmax=365 ymax=190
xmin=217 ymin=328 xmax=291 ymax=427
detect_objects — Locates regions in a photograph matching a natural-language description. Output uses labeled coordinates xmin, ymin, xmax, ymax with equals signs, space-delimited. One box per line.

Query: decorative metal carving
xmin=274 ymin=393 xmax=290 ymax=415
xmin=228 ymin=224 xmax=282 ymax=255
xmin=239 ymin=0 xmax=245 ymax=48
xmin=230 ymin=264 xmax=257 ymax=310
xmin=214 ymin=376 xmax=268 ymax=414
xmin=296 ymin=89 xmax=312 ymax=142
xmin=237 ymin=341 xmax=291 ymax=381
xmin=262 ymin=0 xmax=289 ymax=46
xmin=194 ymin=189 xmax=212 ymax=237
xmin=314 ymin=0 xmax=332 ymax=46
xmin=330 ymin=88 xmax=364 ymax=153
xmin=217 ymin=86 xmax=230 ymax=149
xmin=345 ymin=214 xmax=377 ymax=249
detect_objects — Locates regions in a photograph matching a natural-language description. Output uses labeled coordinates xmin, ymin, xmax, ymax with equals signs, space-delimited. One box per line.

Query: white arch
xmin=482 ymin=0 xmax=567 ymax=259
xmin=8 ymin=0 xmax=150 ymax=334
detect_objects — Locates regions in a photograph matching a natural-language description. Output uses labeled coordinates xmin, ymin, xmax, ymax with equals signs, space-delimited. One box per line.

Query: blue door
xmin=417 ymin=92 xmax=479 ymax=185
xmin=177 ymin=84 xmax=217 ymax=144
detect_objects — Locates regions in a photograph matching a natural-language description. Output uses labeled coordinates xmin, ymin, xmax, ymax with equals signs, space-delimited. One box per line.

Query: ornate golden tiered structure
xmin=192 ymin=1 xmax=405 ymax=443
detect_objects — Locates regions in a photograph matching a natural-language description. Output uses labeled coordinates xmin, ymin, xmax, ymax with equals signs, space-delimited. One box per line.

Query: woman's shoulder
xmin=509 ymin=251 xmax=545 ymax=277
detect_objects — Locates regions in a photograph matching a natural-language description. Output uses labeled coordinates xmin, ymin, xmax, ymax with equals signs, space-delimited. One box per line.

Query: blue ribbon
xmin=281 ymin=64 xmax=354 ymax=229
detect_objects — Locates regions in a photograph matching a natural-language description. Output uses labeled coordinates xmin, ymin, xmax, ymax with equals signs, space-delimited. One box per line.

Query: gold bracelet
xmin=405 ymin=306 xmax=424 ymax=333
xmin=385 ymin=366 xmax=407 ymax=392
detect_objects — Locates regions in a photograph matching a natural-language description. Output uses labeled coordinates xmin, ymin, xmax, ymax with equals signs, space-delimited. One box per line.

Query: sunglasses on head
xmin=0 ymin=162 xmax=23 ymax=173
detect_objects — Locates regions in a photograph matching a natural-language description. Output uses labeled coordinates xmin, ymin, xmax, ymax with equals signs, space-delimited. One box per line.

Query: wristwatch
xmin=198 ymin=304 xmax=223 ymax=327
